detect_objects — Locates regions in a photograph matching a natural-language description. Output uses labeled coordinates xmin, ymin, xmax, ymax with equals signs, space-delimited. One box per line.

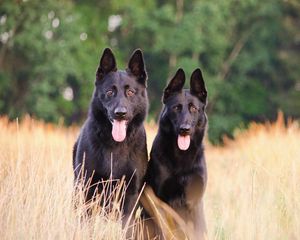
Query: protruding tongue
xmin=112 ymin=120 xmax=127 ymax=142
xmin=177 ymin=135 xmax=191 ymax=151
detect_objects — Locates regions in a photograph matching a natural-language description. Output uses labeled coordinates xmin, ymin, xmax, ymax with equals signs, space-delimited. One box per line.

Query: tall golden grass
xmin=0 ymin=114 xmax=299 ymax=239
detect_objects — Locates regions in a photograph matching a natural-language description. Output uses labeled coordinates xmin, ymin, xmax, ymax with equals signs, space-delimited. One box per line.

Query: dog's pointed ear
xmin=163 ymin=68 xmax=185 ymax=103
xmin=190 ymin=68 xmax=207 ymax=104
xmin=96 ymin=48 xmax=117 ymax=81
xmin=127 ymin=49 xmax=147 ymax=86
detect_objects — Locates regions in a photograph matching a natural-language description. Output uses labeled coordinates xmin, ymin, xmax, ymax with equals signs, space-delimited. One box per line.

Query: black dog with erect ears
xmin=73 ymin=48 xmax=149 ymax=221
xmin=145 ymin=68 xmax=208 ymax=240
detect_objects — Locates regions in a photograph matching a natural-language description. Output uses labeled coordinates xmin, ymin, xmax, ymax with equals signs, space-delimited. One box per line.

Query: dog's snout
xmin=114 ymin=107 xmax=127 ymax=118
xmin=179 ymin=124 xmax=191 ymax=135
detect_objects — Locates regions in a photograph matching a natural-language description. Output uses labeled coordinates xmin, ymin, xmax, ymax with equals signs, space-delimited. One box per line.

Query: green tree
xmin=0 ymin=0 xmax=94 ymax=123
xmin=108 ymin=0 xmax=300 ymax=143
xmin=1 ymin=0 xmax=299 ymax=143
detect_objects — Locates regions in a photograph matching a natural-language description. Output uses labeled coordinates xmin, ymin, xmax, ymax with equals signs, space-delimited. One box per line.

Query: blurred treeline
xmin=0 ymin=0 xmax=299 ymax=143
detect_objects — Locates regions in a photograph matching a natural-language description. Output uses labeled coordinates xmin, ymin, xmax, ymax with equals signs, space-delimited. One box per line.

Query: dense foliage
xmin=1 ymin=0 xmax=299 ymax=143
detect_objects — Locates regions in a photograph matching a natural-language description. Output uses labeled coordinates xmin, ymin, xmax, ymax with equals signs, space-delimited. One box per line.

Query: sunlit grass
xmin=0 ymin=114 xmax=299 ymax=239
xmin=205 ymin=113 xmax=300 ymax=240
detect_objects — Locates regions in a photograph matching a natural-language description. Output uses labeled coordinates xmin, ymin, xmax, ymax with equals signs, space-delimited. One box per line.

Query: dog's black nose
xmin=179 ymin=124 xmax=191 ymax=135
xmin=114 ymin=107 xmax=127 ymax=117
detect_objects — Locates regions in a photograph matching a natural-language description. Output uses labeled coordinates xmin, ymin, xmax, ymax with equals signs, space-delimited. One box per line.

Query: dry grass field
xmin=0 ymin=114 xmax=299 ymax=240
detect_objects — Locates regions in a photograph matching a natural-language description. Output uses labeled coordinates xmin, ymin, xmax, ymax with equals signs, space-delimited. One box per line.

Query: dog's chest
xmin=159 ymin=173 xmax=187 ymax=204
xmin=90 ymin=143 xmax=145 ymax=179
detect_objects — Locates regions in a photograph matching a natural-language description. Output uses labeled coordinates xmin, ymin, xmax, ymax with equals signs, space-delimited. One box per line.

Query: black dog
xmin=73 ymin=48 xmax=148 ymax=218
xmin=145 ymin=68 xmax=208 ymax=239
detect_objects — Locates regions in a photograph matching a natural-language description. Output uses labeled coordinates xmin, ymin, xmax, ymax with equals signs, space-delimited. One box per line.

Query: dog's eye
xmin=190 ymin=104 xmax=198 ymax=113
xmin=126 ymin=89 xmax=135 ymax=97
xmin=173 ymin=105 xmax=182 ymax=111
xmin=106 ymin=90 xmax=113 ymax=97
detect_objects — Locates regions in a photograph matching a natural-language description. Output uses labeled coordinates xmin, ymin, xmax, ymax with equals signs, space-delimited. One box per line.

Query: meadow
xmin=0 ymin=114 xmax=299 ymax=240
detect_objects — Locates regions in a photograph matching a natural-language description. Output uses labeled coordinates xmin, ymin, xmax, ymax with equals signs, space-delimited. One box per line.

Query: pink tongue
xmin=177 ymin=135 xmax=191 ymax=151
xmin=112 ymin=120 xmax=127 ymax=142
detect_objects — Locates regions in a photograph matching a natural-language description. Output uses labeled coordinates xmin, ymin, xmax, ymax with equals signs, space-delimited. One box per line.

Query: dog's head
xmin=160 ymin=68 xmax=207 ymax=151
xmin=92 ymin=48 xmax=148 ymax=142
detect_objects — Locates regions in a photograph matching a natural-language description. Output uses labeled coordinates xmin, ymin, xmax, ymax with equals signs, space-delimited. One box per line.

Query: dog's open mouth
xmin=177 ymin=134 xmax=190 ymax=151
xmin=112 ymin=119 xmax=128 ymax=142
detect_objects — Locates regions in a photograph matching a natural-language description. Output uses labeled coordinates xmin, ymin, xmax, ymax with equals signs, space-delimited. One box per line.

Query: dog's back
xmin=146 ymin=68 xmax=208 ymax=239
